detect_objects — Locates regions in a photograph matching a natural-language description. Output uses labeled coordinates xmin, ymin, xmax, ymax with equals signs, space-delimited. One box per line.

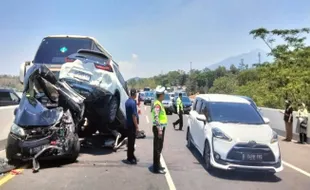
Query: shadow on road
xmin=188 ymin=146 xmax=282 ymax=183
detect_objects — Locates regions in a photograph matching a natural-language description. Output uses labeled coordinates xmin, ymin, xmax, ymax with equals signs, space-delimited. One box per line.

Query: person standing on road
xmin=296 ymin=103 xmax=308 ymax=144
xmin=173 ymin=93 xmax=184 ymax=130
xmin=124 ymin=89 xmax=139 ymax=164
xmin=151 ymin=85 xmax=167 ymax=174
xmin=283 ymin=100 xmax=294 ymax=141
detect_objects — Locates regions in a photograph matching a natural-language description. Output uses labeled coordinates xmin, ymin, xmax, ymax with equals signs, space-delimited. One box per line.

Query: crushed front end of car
xmin=6 ymin=64 xmax=83 ymax=172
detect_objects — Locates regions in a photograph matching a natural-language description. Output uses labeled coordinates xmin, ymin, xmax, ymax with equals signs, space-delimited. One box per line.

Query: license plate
xmin=71 ymin=70 xmax=91 ymax=81
xmin=30 ymin=146 xmax=44 ymax=153
xmin=242 ymin=153 xmax=263 ymax=161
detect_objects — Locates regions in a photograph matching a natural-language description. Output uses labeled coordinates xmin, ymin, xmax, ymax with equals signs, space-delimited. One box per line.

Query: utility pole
xmin=258 ymin=52 xmax=261 ymax=64
xmin=190 ymin=62 xmax=192 ymax=71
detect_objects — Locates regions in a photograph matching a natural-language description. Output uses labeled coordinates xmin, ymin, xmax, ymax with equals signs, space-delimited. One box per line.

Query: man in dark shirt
xmin=124 ymin=89 xmax=139 ymax=164
xmin=283 ymin=100 xmax=293 ymax=141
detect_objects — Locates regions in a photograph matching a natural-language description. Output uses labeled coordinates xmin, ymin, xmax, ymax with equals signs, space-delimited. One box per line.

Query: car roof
xmin=0 ymin=88 xmax=14 ymax=92
xmin=45 ymin=35 xmax=113 ymax=59
xmin=197 ymin=94 xmax=250 ymax=104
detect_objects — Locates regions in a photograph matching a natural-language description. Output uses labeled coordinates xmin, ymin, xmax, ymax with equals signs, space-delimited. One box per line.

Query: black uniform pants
xmin=173 ymin=111 xmax=183 ymax=130
xmin=127 ymin=128 xmax=137 ymax=161
xmin=153 ymin=126 xmax=166 ymax=171
xmin=299 ymin=133 xmax=307 ymax=143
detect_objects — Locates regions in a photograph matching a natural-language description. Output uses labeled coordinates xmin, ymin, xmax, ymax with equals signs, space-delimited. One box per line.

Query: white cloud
xmin=132 ymin=53 xmax=138 ymax=60
xmin=118 ymin=53 xmax=139 ymax=80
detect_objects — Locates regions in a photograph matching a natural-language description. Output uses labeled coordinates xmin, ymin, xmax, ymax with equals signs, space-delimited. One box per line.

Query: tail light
xmin=94 ymin=59 xmax=113 ymax=72
xmin=65 ymin=57 xmax=76 ymax=62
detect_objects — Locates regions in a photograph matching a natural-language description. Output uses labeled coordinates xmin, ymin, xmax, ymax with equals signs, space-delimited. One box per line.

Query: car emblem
xmin=248 ymin=140 xmax=257 ymax=147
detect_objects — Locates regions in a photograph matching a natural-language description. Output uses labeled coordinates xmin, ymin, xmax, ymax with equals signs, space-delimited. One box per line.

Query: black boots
xmin=299 ymin=133 xmax=307 ymax=144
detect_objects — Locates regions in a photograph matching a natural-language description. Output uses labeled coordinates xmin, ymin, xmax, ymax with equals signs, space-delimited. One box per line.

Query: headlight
xmin=212 ymin=128 xmax=232 ymax=142
xmin=11 ymin=123 xmax=25 ymax=137
xmin=270 ymin=131 xmax=278 ymax=143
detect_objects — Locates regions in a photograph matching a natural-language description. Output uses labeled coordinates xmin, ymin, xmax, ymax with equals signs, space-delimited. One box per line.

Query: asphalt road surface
xmin=0 ymin=104 xmax=310 ymax=190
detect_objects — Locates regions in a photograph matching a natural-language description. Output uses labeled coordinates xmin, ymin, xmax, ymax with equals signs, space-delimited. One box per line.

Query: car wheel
xmin=203 ymin=140 xmax=213 ymax=171
xmin=186 ymin=128 xmax=192 ymax=148
xmin=67 ymin=134 xmax=80 ymax=162
xmin=108 ymin=95 xmax=119 ymax=123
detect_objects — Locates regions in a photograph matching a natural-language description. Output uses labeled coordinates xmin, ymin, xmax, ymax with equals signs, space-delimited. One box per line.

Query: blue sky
xmin=0 ymin=0 xmax=310 ymax=79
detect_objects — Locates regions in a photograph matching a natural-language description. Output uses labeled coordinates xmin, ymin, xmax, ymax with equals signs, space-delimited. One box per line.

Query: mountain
xmin=208 ymin=49 xmax=274 ymax=70
xmin=127 ymin=77 xmax=141 ymax=82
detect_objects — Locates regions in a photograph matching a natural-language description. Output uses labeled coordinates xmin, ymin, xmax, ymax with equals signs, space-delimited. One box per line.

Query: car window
xmin=164 ymin=94 xmax=170 ymax=100
xmin=33 ymin=37 xmax=93 ymax=64
xmin=182 ymin=96 xmax=191 ymax=103
xmin=10 ymin=92 xmax=19 ymax=102
xmin=0 ymin=92 xmax=12 ymax=101
xmin=208 ymin=102 xmax=264 ymax=124
xmin=112 ymin=64 xmax=128 ymax=95
xmin=195 ymin=99 xmax=202 ymax=113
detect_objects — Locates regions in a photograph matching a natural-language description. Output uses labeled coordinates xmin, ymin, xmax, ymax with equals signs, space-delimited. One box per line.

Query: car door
xmin=190 ymin=98 xmax=203 ymax=149
xmin=196 ymin=100 xmax=208 ymax=150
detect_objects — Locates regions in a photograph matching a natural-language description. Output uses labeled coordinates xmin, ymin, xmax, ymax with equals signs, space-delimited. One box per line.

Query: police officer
xmin=151 ymin=86 xmax=167 ymax=174
xmin=173 ymin=93 xmax=184 ymax=130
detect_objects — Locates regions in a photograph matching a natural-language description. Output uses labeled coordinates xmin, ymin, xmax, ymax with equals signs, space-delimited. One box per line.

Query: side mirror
xmin=263 ymin=117 xmax=270 ymax=124
xmin=196 ymin=114 xmax=207 ymax=124
xmin=19 ymin=61 xmax=32 ymax=84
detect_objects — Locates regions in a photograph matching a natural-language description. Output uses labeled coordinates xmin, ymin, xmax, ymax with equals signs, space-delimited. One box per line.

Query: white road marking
xmin=160 ymin=154 xmax=177 ymax=190
xmin=283 ymin=161 xmax=310 ymax=178
xmin=146 ymin=116 xmax=149 ymax=124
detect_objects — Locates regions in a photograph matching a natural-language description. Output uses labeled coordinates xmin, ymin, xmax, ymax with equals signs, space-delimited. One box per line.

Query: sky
xmin=0 ymin=0 xmax=310 ymax=80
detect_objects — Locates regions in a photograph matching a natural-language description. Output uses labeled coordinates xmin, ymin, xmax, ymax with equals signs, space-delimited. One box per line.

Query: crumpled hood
xmin=210 ymin=122 xmax=273 ymax=143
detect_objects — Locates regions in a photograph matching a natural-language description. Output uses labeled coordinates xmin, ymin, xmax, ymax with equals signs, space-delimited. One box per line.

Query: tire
xmin=67 ymin=134 xmax=80 ymax=162
xmin=186 ymin=128 xmax=193 ymax=148
xmin=203 ymin=140 xmax=214 ymax=172
xmin=108 ymin=95 xmax=119 ymax=123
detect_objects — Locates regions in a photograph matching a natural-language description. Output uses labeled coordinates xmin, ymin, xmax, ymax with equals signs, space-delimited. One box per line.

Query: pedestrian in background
xmin=296 ymin=103 xmax=308 ymax=144
xmin=173 ymin=93 xmax=184 ymax=130
xmin=124 ymin=89 xmax=139 ymax=164
xmin=283 ymin=100 xmax=293 ymax=141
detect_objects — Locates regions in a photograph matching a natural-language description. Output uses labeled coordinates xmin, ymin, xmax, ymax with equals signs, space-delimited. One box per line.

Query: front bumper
xmin=210 ymin=138 xmax=283 ymax=173
xmin=144 ymin=99 xmax=152 ymax=104
xmin=183 ymin=106 xmax=191 ymax=113
xmin=164 ymin=106 xmax=173 ymax=113
xmin=6 ymin=133 xmax=56 ymax=161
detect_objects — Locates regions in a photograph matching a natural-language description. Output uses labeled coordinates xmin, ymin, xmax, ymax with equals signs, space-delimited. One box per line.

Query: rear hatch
xmin=33 ymin=37 xmax=93 ymax=78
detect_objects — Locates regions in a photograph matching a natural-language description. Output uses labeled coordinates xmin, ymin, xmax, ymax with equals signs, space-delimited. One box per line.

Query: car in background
xmin=59 ymin=49 xmax=129 ymax=134
xmin=138 ymin=92 xmax=145 ymax=102
xmin=169 ymin=92 xmax=175 ymax=101
xmin=144 ymin=91 xmax=154 ymax=105
xmin=19 ymin=35 xmax=113 ymax=83
xmin=0 ymin=88 xmax=21 ymax=107
xmin=187 ymin=94 xmax=282 ymax=174
xmin=144 ymin=87 xmax=151 ymax=91
xmin=174 ymin=91 xmax=187 ymax=97
xmin=162 ymin=93 xmax=173 ymax=115
xmin=173 ymin=96 xmax=192 ymax=114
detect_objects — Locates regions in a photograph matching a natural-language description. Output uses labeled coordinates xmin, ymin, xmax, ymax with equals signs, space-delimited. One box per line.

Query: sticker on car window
xmin=60 ymin=47 xmax=68 ymax=53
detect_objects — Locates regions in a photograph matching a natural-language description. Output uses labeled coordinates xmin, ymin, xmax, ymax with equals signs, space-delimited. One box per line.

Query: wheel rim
xmin=204 ymin=143 xmax=211 ymax=168
xmin=109 ymin=97 xmax=118 ymax=121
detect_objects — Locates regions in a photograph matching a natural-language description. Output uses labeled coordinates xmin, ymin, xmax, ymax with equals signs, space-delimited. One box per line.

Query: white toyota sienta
xmin=187 ymin=94 xmax=283 ymax=174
